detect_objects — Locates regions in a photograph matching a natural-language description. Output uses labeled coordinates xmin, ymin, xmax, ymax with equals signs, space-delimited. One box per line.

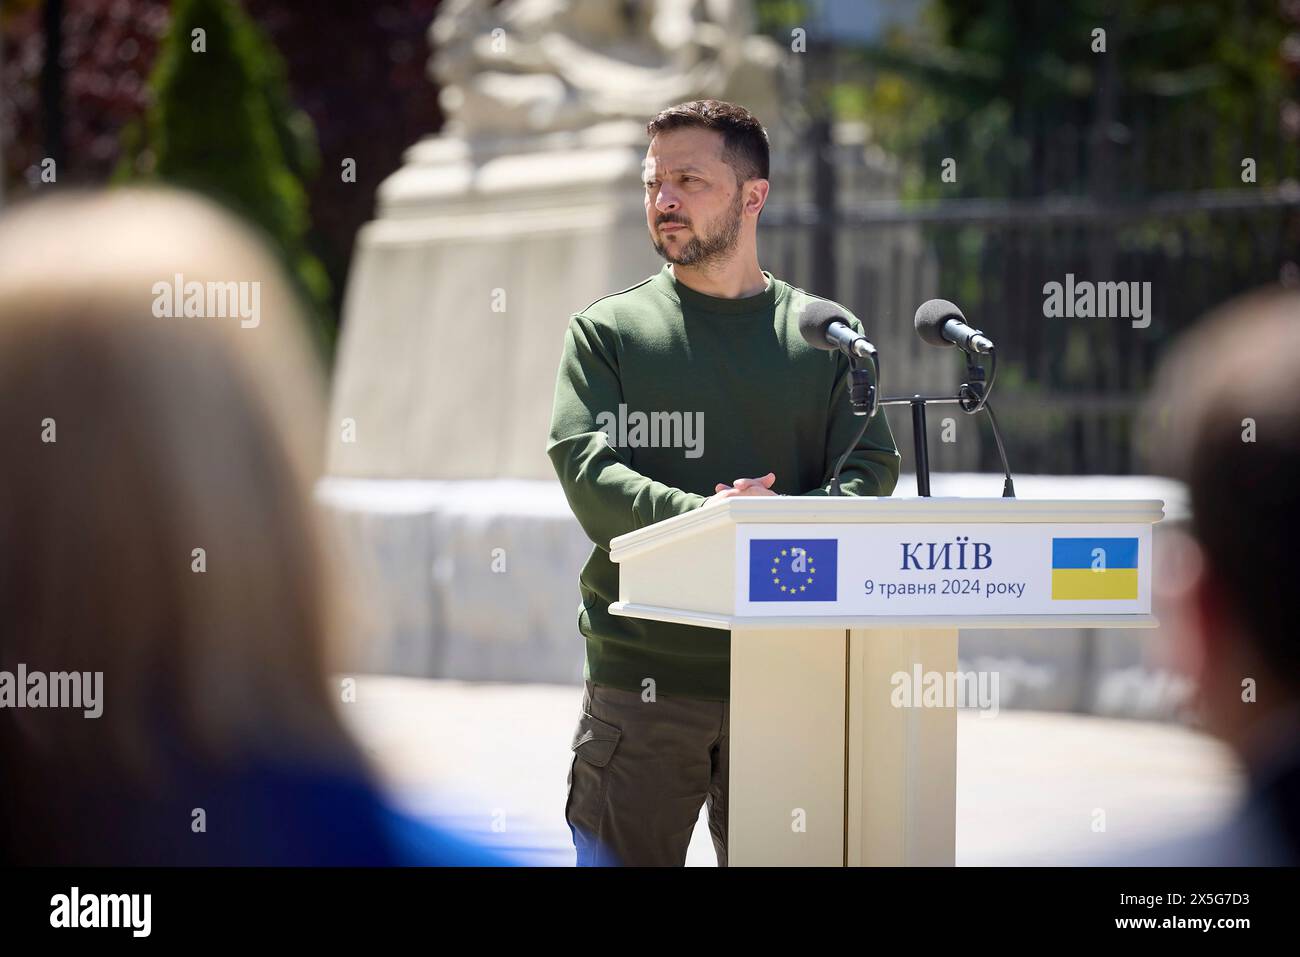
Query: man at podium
xmin=546 ymin=99 xmax=900 ymax=866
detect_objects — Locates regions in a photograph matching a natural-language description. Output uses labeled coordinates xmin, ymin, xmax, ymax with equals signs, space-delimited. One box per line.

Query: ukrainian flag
xmin=1051 ymin=538 xmax=1138 ymax=600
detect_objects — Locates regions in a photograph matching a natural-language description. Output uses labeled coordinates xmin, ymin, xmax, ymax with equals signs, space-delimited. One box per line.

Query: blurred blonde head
xmin=0 ymin=187 xmax=359 ymax=797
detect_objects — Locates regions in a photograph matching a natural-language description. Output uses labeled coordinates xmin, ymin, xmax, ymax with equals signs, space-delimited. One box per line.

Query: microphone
xmin=914 ymin=299 xmax=994 ymax=355
xmin=799 ymin=299 xmax=877 ymax=359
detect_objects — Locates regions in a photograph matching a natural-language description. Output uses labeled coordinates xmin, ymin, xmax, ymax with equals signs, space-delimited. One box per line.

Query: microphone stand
xmin=828 ymin=351 xmax=878 ymax=496
xmin=878 ymin=348 xmax=1016 ymax=499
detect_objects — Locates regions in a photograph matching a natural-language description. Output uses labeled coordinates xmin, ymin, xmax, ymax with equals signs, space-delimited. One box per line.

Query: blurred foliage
xmin=839 ymin=0 xmax=1299 ymax=199
xmin=115 ymin=0 xmax=333 ymax=352
xmin=756 ymin=0 xmax=814 ymax=35
xmin=3 ymin=0 xmax=444 ymax=359
xmin=236 ymin=0 xmax=443 ymax=343
xmin=2 ymin=0 xmax=169 ymax=190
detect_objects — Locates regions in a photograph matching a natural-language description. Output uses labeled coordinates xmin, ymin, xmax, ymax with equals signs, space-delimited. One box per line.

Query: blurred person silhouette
xmin=1133 ymin=285 xmax=1300 ymax=866
xmin=0 ymin=187 xmax=512 ymax=866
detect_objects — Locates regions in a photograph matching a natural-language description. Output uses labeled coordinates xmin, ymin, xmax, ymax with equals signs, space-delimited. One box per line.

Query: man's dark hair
xmin=646 ymin=99 xmax=770 ymax=186
xmin=1144 ymin=286 xmax=1300 ymax=694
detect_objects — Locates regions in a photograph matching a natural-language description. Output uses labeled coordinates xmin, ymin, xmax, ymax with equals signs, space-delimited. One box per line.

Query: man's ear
xmin=745 ymin=179 xmax=770 ymax=218
xmin=1178 ymin=540 xmax=1250 ymax=701
xmin=1156 ymin=530 xmax=1212 ymax=692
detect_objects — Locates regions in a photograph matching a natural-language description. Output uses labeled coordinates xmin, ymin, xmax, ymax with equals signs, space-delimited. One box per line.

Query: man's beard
xmin=651 ymin=188 xmax=744 ymax=268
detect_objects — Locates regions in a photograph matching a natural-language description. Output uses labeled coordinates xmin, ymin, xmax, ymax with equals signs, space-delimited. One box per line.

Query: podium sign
xmin=738 ymin=522 xmax=1152 ymax=617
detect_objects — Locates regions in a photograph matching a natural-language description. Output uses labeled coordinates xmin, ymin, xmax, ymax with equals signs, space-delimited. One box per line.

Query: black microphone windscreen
xmin=798 ymin=299 xmax=850 ymax=351
xmin=914 ymin=298 xmax=965 ymax=348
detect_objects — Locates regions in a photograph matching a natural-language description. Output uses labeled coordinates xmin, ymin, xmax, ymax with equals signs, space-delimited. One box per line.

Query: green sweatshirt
xmin=547 ymin=263 xmax=901 ymax=700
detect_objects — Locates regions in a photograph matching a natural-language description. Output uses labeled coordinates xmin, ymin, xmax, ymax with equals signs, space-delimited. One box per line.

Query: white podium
xmin=607 ymin=497 xmax=1164 ymax=866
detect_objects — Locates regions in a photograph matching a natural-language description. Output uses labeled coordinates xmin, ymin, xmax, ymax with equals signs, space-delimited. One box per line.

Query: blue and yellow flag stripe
xmin=1051 ymin=537 xmax=1138 ymax=600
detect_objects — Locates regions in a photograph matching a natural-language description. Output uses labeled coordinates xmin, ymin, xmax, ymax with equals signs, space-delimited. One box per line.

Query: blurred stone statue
xmin=430 ymin=0 xmax=784 ymax=138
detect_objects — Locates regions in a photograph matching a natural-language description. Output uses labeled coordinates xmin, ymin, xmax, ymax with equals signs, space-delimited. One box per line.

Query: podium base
xmin=729 ymin=627 xmax=958 ymax=866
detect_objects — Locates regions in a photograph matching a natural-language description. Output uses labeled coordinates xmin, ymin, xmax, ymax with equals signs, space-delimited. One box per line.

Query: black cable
xmin=829 ymin=414 xmax=872 ymax=496
xmin=983 ymin=401 xmax=1017 ymax=498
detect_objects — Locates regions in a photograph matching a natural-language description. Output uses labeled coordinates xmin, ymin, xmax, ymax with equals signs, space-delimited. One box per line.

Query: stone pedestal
xmin=328 ymin=121 xmax=662 ymax=481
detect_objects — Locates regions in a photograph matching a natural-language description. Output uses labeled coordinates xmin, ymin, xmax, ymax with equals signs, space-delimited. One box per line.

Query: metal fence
xmin=760 ymin=132 xmax=1300 ymax=476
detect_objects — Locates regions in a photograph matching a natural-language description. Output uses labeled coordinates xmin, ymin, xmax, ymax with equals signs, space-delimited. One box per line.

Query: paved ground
xmin=340 ymin=675 xmax=1243 ymax=866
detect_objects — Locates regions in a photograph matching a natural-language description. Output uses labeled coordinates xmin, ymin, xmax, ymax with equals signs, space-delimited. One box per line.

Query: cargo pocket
xmin=571 ymin=710 xmax=621 ymax=767
xmin=564 ymin=710 xmax=623 ymax=861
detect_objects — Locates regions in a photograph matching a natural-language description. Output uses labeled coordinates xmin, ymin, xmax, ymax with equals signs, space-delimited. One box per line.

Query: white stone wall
xmin=316 ymin=473 xmax=1195 ymax=719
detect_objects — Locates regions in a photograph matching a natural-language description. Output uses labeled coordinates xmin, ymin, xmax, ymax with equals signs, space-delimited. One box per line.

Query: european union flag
xmin=749 ymin=539 xmax=838 ymax=602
